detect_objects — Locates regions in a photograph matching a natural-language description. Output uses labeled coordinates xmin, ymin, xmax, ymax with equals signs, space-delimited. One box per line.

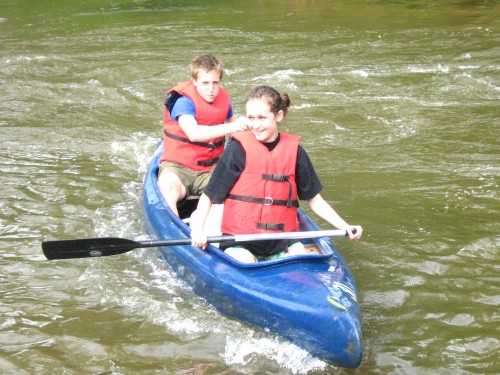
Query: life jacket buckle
xmin=207 ymin=143 xmax=216 ymax=150
xmin=264 ymin=197 xmax=274 ymax=206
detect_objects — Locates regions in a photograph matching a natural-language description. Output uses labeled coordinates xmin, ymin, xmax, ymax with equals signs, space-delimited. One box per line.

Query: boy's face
xmin=193 ymin=69 xmax=221 ymax=103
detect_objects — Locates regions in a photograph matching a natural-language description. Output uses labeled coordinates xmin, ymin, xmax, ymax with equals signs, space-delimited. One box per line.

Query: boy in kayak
xmin=159 ymin=55 xmax=249 ymax=216
xmin=190 ymin=85 xmax=362 ymax=263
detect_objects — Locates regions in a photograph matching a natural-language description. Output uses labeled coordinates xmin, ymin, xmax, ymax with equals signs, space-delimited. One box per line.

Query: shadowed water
xmin=0 ymin=1 xmax=498 ymax=374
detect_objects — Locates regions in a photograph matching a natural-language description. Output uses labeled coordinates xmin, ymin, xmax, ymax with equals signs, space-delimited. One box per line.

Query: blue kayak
xmin=142 ymin=142 xmax=362 ymax=368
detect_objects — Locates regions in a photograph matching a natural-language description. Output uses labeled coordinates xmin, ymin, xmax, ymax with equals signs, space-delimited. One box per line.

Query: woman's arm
xmin=190 ymin=193 xmax=213 ymax=249
xmin=307 ymin=193 xmax=363 ymax=240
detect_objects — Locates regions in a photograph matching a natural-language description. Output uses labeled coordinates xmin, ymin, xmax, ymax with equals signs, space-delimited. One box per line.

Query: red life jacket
xmin=160 ymin=81 xmax=230 ymax=172
xmin=221 ymin=132 xmax=301 ymax=235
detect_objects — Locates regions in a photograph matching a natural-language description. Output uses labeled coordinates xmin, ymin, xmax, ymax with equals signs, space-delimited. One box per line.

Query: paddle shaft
xmin=42 ymin=229 xmax=353 ymax=260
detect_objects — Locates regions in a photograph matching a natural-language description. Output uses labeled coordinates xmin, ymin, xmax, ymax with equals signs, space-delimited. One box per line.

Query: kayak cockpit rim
xmin=163 ymin=208 xmax=336 ymax=269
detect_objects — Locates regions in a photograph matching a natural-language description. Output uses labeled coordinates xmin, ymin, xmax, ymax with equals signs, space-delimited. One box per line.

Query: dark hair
xmin=246 ymin=86 xmax=291 ymax=117
xmin=191 ymin=55 xmax=224 ymax=80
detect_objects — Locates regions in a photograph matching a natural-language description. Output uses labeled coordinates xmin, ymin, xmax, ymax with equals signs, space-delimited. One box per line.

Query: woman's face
xmin=246 ymin=98 xmax=283 ymax=143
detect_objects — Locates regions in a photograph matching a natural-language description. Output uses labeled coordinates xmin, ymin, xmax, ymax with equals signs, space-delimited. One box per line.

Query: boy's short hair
xmin=191 ymin=55 xmax=224 ymax=80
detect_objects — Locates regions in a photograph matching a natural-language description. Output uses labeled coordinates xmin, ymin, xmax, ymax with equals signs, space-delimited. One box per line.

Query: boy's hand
xmin=231 ymin=116 xmax=251 ymax=132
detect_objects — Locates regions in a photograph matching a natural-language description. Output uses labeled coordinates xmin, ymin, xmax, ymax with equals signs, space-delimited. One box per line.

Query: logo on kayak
xmin=89 ymin=250 xmax=102 ymax=257
xmin=327 ymin=295 xmax=347 ymax=311
xmin=318 ymin=266 xmax=358 ymax=313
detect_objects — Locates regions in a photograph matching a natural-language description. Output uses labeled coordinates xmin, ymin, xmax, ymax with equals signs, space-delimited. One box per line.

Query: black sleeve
xmin=295 ymin=146 xmax=323 ymax=201
xmin=203 ymin=138 xmax=246 ymax=204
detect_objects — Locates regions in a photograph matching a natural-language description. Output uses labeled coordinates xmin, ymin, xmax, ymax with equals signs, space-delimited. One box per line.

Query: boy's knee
xmin=158 ymin=172 xmax=186 ymax=199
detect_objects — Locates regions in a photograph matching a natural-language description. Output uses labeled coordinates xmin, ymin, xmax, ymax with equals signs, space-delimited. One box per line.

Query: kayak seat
xmin=177 ymin=196 xmax=199 ymax=221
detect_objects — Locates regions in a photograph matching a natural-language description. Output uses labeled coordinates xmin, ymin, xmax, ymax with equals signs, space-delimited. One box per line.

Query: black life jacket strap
xmin=262 ymin=173 xmax=294 ymax=208
xmin=226 ymin=194 xmax=299 ymax=208
xmin=164 ymin=130 xmax=225 ymax=150
xmin=198 ymin=158 xmax=219 ymax=167
xmin=164 ymin=130 xmax=224 ymax=167
xmin=256 ymin=223 xmax=285 ymax=231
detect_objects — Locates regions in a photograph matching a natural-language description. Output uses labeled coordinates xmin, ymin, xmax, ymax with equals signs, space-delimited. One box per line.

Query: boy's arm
xmin=178 ymin=114 xmax=249 ymax=142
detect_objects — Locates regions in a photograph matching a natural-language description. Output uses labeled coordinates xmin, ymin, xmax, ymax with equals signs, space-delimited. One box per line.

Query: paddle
xmin=42 ymin=229 xmax=353 ymax=260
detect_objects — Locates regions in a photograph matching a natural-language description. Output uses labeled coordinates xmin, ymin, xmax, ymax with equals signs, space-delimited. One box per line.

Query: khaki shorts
xmin=159 ymin=161 xmax=214 ymax=198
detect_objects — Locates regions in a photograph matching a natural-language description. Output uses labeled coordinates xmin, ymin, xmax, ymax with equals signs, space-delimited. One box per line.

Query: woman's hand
xmin=191 ymin=228 xmax=208 ymax=250
xmin=345 ymin=225 xmax=363 ymax=241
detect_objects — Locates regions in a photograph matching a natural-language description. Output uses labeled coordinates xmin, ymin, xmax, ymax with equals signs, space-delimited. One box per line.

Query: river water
xmin=0 ymin=1 xmax=498 ymax=374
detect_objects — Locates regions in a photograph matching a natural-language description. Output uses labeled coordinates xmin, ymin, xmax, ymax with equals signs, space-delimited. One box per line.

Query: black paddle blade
xmin=42 ymin=237 xmax=140 ymax=260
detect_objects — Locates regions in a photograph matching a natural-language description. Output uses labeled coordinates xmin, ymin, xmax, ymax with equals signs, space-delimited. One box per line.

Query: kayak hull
xmin=142 ymin=143 xmax=362 ymax=368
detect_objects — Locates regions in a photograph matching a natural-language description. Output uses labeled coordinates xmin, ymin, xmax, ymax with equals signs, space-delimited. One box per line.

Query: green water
xmin=0 ymin=1 xmax=498 ymax=374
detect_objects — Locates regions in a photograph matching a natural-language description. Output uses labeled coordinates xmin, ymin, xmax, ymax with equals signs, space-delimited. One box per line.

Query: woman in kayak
xmin=190 ymin=85 xmax=362 ymax=263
